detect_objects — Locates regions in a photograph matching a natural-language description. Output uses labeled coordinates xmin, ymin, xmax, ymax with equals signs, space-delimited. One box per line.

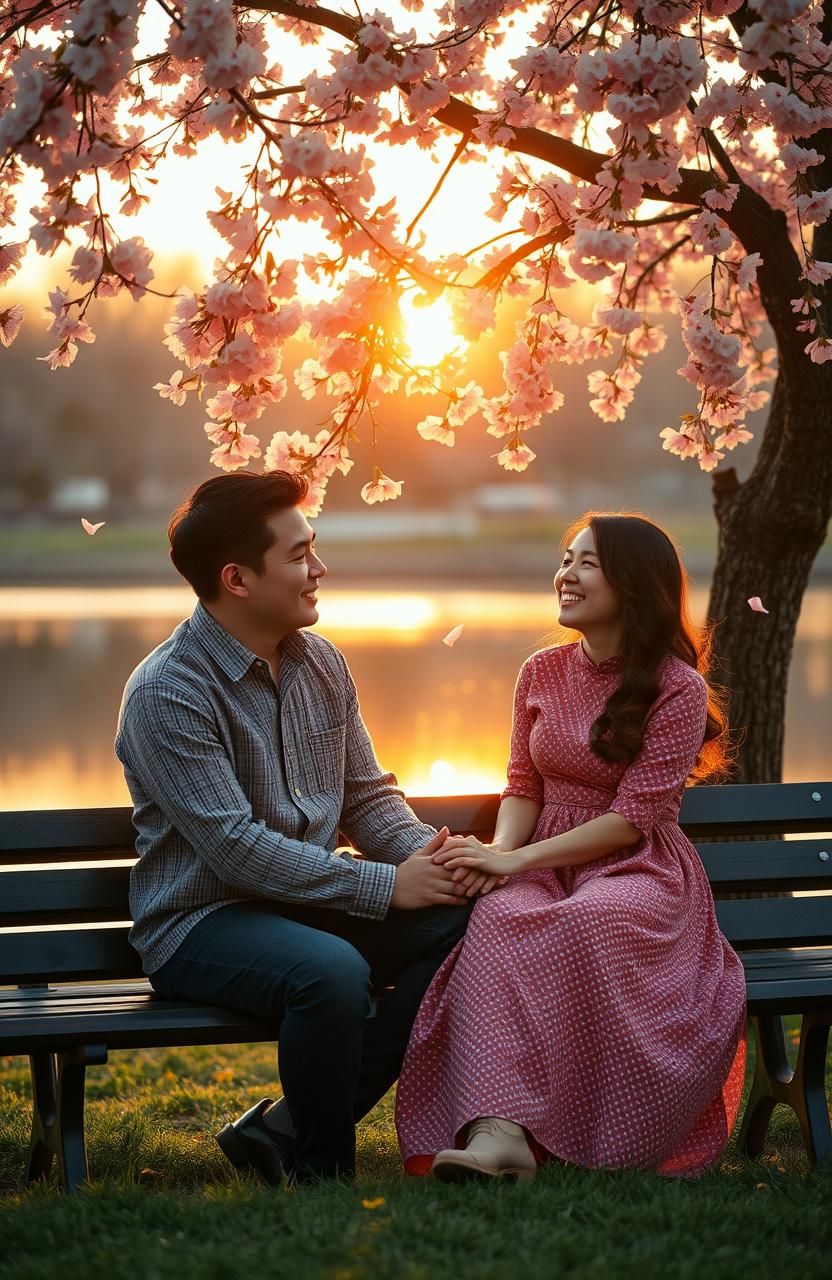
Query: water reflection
xmin=1 ymin=586 xmax=830 ymax=809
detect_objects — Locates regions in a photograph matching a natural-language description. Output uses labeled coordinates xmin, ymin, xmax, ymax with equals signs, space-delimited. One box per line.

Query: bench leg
xmin=792 ymin=1012 xmax=831 ymax=1165
xmin=737 ymin=1014 xmax=790 ymax=1159
xmin=737 ymin=1013 xmax=832 ymax=1166
xmin=26 ymin=1045 xmax=108 ymax=1193
xmin=27 ymin=1052 xmax=58 ymax=1185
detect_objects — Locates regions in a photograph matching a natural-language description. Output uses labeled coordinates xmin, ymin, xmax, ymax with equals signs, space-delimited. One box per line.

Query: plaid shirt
xmin=115 ymin=602 xmax=437 ymax=973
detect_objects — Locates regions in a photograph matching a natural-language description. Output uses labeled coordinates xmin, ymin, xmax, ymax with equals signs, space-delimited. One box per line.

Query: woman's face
xmin=554 ymin=526 xmax=623 ymax=632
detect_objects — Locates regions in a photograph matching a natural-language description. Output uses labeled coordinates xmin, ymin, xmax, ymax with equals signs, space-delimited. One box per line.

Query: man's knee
xmin=287 ymin=938 xmax=373 ymax=1021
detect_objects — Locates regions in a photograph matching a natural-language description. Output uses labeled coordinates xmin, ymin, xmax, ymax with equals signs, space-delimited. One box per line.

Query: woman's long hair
xmin=561 ymin=512 xmax=732 ymax=784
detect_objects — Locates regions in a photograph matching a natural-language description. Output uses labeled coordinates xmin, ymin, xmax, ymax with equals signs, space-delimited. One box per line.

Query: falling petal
xmin=81 ymin=518 xmax=106 ymax=535
xmin=361 ymin=1197 xmax=385 ymax=1209
xmin=442 ymin=624 xmax=465 ymax=648
xmin=747 ymin=596 xmax=769 ymax=614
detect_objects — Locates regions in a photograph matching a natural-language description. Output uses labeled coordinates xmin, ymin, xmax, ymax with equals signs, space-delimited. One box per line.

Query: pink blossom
xmin=264 ymin=430 xmax=318 ymax=471
xmin=0 ymin=303 xmax=24 ymax=348
xmin=447 ymin=381 xmax=484 ymax=427
xmin=715 ymin=426 xmax=753 ymax=450
xmin=795 ymin=189 xmax=832 ymax=226
xmin=0 ymin=243 xmax=25 ymax=287
xmin=496 ymin=441 xmax=536 ymax=472
xmin=703 ymin=185 xmax=739 ymax=212
xmin=208 ymin=429 xmax=262 ymax=472
xmin=417 ymin=415 xmax=456 ymax=446
xmin=738 ymin=254 xmax=762 ymax=290
xmin=154 ymin=370 xmax=188 ymax=406
xmin=204 ymin=281 xmax=251 ymax=320
xmin=629 ymin=323 xmax=667 ymax=356
xmin=690 ymin=210 xmax=733 ymax=255
xmin=279 ymin=133 xmax=336 ymax=180
xmin=109 ymin=238 xmax=154 ymax=295
xmin=594 ymin=305 xmax=642 ymax=336
xmin=803 ymin=259 xmax=832 ymax=286
xmin=780 ymin=143 xmax=823 ymax=174
xmin=69 ymin=246 xmax=103 ymax=284
xmin=805 ymin=338 xmax=832 ymax=364
xmin=361 ymin=469 xmax=403 ymax=504
xmin=659 ymin=428 xmax=701 ymax=460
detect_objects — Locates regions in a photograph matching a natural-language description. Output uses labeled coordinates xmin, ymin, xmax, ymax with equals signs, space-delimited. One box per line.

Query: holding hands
xmin=432 ymin=833 xmax=525 ymax=895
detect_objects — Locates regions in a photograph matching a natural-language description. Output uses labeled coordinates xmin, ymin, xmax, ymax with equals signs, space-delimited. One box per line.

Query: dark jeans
xmin=149 ymin=897 xmax=471 ymax=1178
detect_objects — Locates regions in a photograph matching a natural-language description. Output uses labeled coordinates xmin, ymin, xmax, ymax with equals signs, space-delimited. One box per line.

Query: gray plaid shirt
xmin=115 ymin=602 xmax=437 ymax=973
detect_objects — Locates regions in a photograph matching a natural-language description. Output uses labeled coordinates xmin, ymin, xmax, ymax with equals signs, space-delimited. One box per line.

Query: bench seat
xmin=2 ymin=949 xmax=830 ymax=1056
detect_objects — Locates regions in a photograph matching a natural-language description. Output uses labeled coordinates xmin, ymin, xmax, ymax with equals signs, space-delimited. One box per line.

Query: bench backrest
xmin=1 ymin=782 xmax=831 ymax=985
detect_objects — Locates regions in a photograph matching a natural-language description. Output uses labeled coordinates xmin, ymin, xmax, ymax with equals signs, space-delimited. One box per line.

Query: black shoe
xmin=216 ymin=1098 xmax=295 ymax=1187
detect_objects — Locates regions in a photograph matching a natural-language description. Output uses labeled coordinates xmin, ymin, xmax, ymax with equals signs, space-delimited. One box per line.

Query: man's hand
xmin=390 ymin=828 xmax=471 ymax=909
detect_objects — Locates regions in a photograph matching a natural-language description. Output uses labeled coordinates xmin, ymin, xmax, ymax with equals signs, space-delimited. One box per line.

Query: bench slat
xmin=696 ymin=838 xmax=832 ymax=890
xmin=0 ymin=808 xmax=136 ymax=856
xmin=3 ymin=837 xmax=831 ymax=931
xmin=0 ymin=927 xmax=142 ymax=984
xmin=714 ymin=896 xmax=832 ymax=949
xmin=3 ymin=782 xmax=831 ymax=863
xmin=0 ymin=866 xmax=133 ymax=925
xmin=677 ymin=781 xmax=832 ymax=835
xmin=0 ymin=990 xmax=275 ymax=1055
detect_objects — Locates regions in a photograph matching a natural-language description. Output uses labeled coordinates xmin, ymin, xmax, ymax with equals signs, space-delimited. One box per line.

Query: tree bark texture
xmin=708 ymin=364 xmax=832 ymax=782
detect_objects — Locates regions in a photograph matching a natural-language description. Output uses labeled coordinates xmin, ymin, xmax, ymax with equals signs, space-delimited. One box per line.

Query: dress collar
xmin=574 ymin=639 xmax=623 ymax=676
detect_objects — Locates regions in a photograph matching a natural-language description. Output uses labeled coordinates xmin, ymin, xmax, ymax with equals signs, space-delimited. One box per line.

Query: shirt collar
xmin=190 ymin=601 xmax=309 ymax=682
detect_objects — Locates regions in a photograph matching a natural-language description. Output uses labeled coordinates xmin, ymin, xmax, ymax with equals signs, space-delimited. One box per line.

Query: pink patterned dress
xmin=395 ymin=642 xmax=747 ymax=1178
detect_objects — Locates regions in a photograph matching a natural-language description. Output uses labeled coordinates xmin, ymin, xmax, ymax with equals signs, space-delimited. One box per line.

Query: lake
xmin=1 ymin=585 xmax=830 ymax=810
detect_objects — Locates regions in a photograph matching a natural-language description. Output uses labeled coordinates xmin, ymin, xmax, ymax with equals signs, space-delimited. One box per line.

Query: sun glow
xmin=399 ymin=294 xmax=463 ymax=367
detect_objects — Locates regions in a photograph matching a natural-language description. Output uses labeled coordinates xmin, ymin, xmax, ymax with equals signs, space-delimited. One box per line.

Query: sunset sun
xmin=399 ymin=294 xmax=463 ymax=368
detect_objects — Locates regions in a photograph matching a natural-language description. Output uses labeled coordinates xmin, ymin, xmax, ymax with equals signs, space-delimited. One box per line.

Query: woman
xmin=395 ymin=513 xmax=747 ymax=1181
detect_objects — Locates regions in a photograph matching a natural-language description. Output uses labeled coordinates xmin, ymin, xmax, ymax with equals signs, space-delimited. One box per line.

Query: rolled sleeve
xmin=500 ymin=658 xmax=544 ymax=804
xmin=609 ymin=673 xmax=708 ymax=835
xmin=120 ymin=681 xmax=394 ymax=915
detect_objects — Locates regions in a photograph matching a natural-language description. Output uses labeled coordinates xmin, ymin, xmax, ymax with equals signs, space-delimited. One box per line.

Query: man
xmin=115 ymin=470 xmax=493 ymax=1183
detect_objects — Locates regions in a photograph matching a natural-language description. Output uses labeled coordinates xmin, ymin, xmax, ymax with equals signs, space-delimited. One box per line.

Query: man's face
xmin=233 ymin=506 xmax=327 ymax=635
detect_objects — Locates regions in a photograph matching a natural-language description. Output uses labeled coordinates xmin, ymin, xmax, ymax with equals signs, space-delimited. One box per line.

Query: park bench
xmin=1 ymin=781 xmax=831 ymax=1192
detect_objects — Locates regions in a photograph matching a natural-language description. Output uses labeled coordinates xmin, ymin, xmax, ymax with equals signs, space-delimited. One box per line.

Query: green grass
xmin=1 ymin=1028 xmax=830 ymax=1280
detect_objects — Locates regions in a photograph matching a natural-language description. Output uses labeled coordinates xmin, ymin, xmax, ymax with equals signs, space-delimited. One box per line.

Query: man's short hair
xmin=168 ymin=470 xmax=308 ymax=600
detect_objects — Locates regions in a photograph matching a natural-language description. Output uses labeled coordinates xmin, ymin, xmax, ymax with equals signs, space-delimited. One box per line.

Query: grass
xmin=1 ymin=1024 xmax=831 ymax=1280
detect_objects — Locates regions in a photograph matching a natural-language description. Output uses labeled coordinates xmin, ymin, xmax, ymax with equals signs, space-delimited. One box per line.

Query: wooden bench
xmin=2 ymin=782 xmax=831 ymax=1191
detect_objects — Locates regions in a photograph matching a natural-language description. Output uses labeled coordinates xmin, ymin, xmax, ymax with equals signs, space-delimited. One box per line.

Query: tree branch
xmin=475 ymin=226 xmax=571 ymax=290
xmin=239 ymin=0 xmax=785 ymax=256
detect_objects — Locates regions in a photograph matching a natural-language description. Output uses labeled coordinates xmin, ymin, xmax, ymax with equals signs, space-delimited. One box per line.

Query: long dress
xmin=395 ymin=641 xmax=747 ymax=1178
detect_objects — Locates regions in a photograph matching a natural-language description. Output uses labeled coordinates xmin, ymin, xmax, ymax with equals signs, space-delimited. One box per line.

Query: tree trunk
xmin=708 ymin=364 xmax=832 ymax=782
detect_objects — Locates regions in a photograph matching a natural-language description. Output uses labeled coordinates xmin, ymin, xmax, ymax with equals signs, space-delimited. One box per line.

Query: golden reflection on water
xmin=1 ymin=586 xmax=831 ymax=809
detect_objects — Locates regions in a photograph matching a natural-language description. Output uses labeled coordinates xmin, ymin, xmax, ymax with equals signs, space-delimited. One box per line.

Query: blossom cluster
xmin=2 ymin=0 xmax=832 ymax=501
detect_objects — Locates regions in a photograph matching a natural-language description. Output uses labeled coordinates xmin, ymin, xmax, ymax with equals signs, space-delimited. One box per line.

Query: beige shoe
xmin=432 ymin=1116 xmax=537 ymax=1183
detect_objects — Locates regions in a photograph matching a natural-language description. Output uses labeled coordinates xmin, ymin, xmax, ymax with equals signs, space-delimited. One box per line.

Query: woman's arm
xmin=435 ymin=811 xmax=641 ymax=878
xmin=490 ymin=795 xmax=542 ymax=852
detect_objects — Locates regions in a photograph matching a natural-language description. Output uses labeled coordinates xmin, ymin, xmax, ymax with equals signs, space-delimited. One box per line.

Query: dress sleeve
xmin=500 ymin=658 xmax=544 ymax=805
xmin=609 ymin=672 xmax=708 ymax=834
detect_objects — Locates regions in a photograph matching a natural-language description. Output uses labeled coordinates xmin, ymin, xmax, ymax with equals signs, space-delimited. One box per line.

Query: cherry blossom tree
xmin=2 ymin=1 xmax=831 ymax=781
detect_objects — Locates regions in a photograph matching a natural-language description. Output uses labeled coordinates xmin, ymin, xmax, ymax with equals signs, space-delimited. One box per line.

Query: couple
xmin=116 ymin=470 xmax=747 ymax=1186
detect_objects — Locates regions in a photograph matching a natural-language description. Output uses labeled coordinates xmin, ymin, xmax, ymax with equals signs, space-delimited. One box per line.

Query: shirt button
xmin=294 ymin=787 xmax=302 ymax=797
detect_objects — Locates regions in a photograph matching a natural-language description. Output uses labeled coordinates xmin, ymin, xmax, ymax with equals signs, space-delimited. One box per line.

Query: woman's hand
xmin=432 ymin=834 xmax=526 ymax=883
